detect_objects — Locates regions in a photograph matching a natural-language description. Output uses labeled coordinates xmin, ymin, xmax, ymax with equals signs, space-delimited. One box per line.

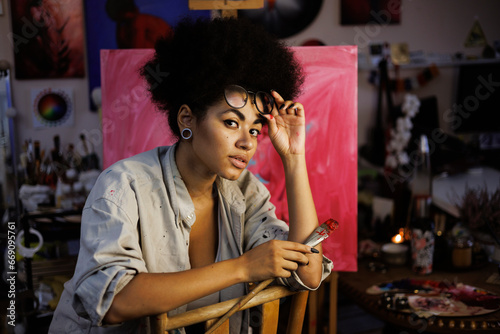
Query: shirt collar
xmin=162 ymin=143 xmax=247 ymax=225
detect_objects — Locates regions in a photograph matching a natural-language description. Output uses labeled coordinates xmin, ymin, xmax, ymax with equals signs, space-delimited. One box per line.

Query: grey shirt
xmin=49 ymin=144 xmax=333 ymax=333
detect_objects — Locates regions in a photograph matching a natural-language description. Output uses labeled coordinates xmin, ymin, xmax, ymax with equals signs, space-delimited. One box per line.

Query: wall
xmin=1 ymin=0 xmax=500 ymax=166
xmin=0 ymin=0 xmax=102 ymax=165
xmin=283 ymin=0 xmax=500 ymax=148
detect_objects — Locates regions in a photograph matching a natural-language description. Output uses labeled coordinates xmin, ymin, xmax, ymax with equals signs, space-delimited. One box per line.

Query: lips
xmin=229 ymin=155 xmax=248 ymax=169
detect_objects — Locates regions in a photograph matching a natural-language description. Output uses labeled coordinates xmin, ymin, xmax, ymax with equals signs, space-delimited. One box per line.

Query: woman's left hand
xmin=264 ymin=90 xmax=306 ymax=158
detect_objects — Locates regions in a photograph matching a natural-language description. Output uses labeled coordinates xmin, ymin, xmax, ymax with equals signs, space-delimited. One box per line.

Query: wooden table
xmin=339 ymin=260 xmax=500 ymax=333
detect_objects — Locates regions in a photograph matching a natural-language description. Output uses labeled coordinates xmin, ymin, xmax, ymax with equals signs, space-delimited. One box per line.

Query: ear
xmin=177 ymin=104 xmax=194 ymax=129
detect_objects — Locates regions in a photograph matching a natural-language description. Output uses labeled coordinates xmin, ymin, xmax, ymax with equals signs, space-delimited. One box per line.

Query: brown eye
xmin=224 ymin=120 xmax=238 ymax=128
xmin=250 ymin=129 xmax=261 ymax=137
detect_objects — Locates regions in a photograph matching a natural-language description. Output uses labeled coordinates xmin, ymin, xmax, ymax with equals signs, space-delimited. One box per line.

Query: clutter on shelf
xmin=18 ymin=134 xmax=100 ymax=212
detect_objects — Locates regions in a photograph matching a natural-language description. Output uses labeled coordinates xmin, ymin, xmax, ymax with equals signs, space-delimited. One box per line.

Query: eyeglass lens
xmin=225 ymin=85 xmax=248 ymax=109
xmin=224 ymin=85 xmax=273 ymax=114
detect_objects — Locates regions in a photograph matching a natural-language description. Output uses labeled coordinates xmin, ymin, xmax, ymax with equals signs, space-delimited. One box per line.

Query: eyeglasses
xmin=224 ymin=85 xmax=275 ymax=115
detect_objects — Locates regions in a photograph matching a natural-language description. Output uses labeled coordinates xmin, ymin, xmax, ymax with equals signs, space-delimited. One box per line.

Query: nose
xmin=236 ymin=131 xmax=254 ymax=151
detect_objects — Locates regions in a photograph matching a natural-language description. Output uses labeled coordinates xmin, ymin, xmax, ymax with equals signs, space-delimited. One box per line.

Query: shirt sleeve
xmin=240 ymin=172 xmax=333 ymax=291
xmin=70 ymin=181 xmax=148 ymax=326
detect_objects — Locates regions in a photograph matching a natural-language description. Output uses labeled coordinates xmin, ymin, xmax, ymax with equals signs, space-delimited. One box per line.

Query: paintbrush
xmin=205 ymin=219 xmax=339 ymax=334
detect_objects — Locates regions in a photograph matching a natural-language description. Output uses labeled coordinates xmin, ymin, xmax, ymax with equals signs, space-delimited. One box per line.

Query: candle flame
xmin=392 ymin=234 xmax=402 ymax=243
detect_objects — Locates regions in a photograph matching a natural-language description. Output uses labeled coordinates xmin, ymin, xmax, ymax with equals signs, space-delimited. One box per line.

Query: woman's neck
xmin=175 ymin=141 xmax=216 ymax=199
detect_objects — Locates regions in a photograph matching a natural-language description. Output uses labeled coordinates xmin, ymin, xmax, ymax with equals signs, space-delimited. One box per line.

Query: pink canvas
xmin=101 ymin=46 xmax=358 ymax=271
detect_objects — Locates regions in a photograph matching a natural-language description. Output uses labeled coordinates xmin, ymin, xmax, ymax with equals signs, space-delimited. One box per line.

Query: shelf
xmin=358 ymin=57 xmax=500 ymax=71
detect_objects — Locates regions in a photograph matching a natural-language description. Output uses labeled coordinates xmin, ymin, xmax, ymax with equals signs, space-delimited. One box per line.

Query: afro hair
xmin=140 ymin=17 xmax=304 ymax=138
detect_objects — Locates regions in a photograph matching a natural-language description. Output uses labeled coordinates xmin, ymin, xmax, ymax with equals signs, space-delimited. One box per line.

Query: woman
xmin=49 ymin=17 xmax=332 ymax=333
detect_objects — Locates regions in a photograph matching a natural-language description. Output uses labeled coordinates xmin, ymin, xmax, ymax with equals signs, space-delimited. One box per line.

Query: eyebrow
xmin=223 ymin=109 xmax=265 ymax=125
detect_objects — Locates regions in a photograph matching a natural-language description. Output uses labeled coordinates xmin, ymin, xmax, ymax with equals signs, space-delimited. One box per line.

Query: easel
xmin=189 ymin=0 xmax=264 ymax=18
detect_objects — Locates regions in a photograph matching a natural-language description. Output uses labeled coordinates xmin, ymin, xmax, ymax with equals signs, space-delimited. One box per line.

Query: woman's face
xmin=190 ymin=98 xmax=265 ymax=181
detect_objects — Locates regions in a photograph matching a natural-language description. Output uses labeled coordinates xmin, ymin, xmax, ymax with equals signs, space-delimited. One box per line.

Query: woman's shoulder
xmin=85 ymin=147 xmax=172 ymax=205
xmin=103 ymin=146 xmax=170 ymax=176
xmin=94 ymin=146 xmax=171 ymax=190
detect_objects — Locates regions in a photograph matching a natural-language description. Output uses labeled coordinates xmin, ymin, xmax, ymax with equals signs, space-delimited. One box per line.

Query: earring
xmin=181 ymin=128 xmax=192 ymax=140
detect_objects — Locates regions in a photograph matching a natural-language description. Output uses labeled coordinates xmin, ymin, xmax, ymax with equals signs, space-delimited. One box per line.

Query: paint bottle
xmin=410 ymin=135 xmax=435 ymax=275
xmin=410 ymin=196 xmax=435 ymax=274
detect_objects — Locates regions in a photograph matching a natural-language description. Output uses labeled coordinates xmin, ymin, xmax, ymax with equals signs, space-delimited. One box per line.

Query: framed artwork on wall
xmin=341 ymin=0 xmax=401 ymax=25
xmin=9 ymin=0 xmax=85 ymax=79
xmin=84 ymin=0 xmax=211 ymax=111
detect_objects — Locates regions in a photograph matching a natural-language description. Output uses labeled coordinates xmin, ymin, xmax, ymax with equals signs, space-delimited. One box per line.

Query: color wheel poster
xmin=31 ymin=88 xmax=74 ymax=128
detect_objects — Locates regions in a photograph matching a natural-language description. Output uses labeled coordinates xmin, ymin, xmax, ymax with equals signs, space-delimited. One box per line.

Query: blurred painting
xmin=238 ymin=0 xmax=323 ymax=39
xmin=9 ymin=0 xmax=85 ymax=79
xmin=84 ymin=0 xmax=210 ymax=110
xmin=341 ymin=0 xmax=401 ymax=25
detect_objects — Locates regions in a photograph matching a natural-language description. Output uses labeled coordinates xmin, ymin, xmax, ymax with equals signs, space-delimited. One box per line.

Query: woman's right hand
xmin=237 ymin=240 xmax=314 ymax=282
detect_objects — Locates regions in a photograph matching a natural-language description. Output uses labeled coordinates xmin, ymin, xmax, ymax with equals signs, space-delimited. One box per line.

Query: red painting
xmin=9 ymin=0 xmax=85 ymax=79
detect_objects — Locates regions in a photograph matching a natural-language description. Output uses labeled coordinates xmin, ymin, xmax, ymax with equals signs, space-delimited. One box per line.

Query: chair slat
xmin=260 ymin=298 xmax=280 ymax=334
xmin=205 ymin=318 xmax=230 ymax=333
xmin=287 ymin=291 xmax=309 ymax=334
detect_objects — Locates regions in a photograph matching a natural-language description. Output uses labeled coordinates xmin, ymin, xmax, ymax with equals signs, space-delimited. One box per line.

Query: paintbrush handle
xmin=205 ymin=278 xmax=274 ymax=333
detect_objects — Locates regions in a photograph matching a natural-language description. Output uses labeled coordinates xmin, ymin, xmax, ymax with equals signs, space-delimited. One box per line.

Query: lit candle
xmin=392 ymin=233 xmax=403 ymax=243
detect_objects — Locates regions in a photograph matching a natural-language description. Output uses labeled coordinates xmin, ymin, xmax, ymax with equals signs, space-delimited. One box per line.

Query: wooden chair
xmin=151 ymin=285 xmax=309 ymax=334
xmin=308 ymin=272 xmax=339 ymax=334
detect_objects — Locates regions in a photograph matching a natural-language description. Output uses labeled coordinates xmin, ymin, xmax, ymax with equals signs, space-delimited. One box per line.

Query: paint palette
xmin=368 ymin=278 xmax=500 ymax=317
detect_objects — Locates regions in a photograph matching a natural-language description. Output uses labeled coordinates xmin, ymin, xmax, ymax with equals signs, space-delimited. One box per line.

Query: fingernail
xmin=269 ymin=114 xmax=274 ymax=119
xmin=306 ymin=260 xmax=310 ymax=266
xmin=311 ymin=248 xmax=319 ymax=253
xmin=287 ymin=103 xmax=295 ymax=109
xmin=279 ymin=104 xmax=285 ymax=110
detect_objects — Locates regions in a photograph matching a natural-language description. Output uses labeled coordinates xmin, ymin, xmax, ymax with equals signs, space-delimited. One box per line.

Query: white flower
xmin=386 ymin=154 xmax=398 ymax=168
xmin=397 ymin=151 xmax=410 ymax=165
xmin=403 ymin=116 xmax=413 ymax=130
xmin=400 ymin=130 xmax=411 ymax=144
xmin=402 ymin=94 xmax=420 ymax=116
xmin=396 ymin=117 xmax=406 ymax=132
xmin=384 ymin=94 xmax=421 ymax=169
xmin=393 ymin=139 xmax=405 ymax=152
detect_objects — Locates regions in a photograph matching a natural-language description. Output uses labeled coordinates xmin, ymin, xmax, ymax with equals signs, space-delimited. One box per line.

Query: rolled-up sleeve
xmin=240 ymin=172 xmax=333 ymax=291
xmin=71 ymin=182 xmax=148 ymax=326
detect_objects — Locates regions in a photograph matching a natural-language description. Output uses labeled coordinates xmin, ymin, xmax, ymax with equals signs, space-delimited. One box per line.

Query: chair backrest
xmin=151 ymin=285 xmax=309 ymax=334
